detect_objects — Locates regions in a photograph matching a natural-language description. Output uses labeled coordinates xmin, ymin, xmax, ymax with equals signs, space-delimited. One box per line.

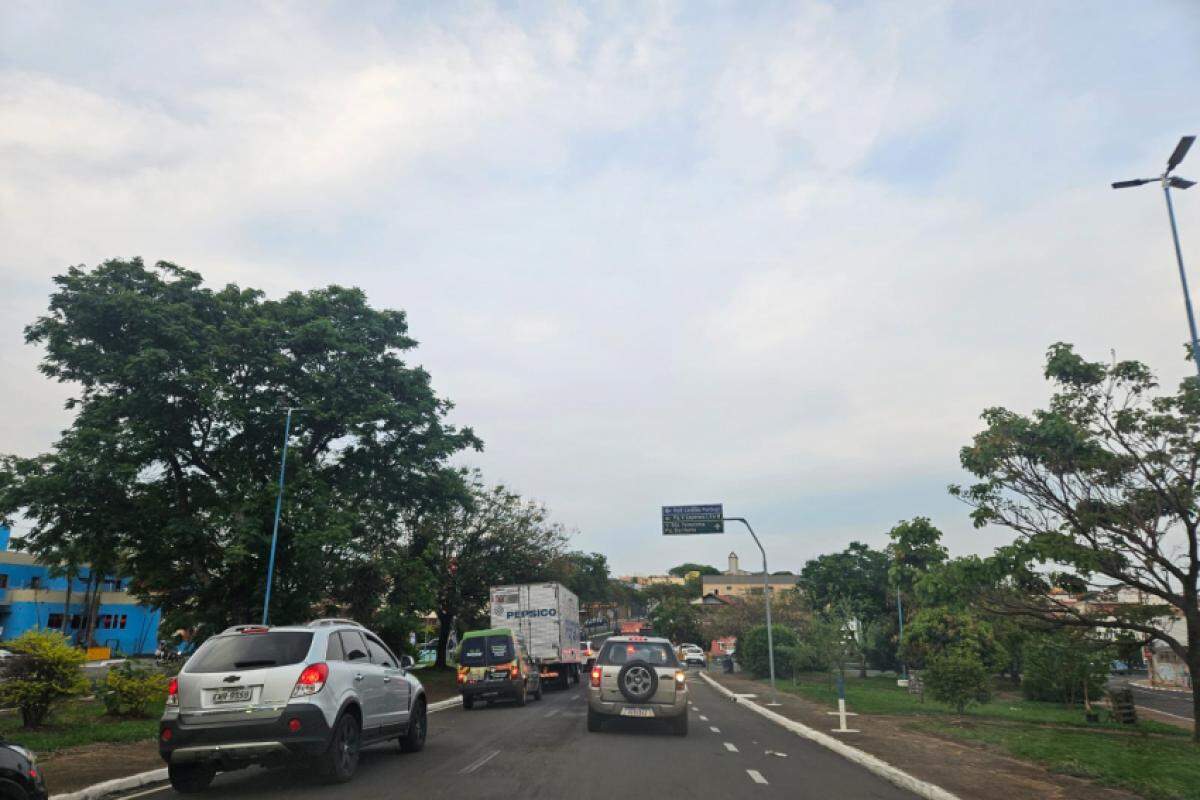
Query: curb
xmin=698 ymin=672 xmax=961 ymax=800
xmin=50 ymin=694 xmax=464 ymax=800
xmin=1129 ymin=680 xmax=1191 ymax=695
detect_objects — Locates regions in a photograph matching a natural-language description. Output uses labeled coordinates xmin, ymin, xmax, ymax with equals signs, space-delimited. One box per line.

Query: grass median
xmin=770 ymin=673 xmax=1199 ymax=800
xmin=0 ymin=697 xmax=165 ymax=754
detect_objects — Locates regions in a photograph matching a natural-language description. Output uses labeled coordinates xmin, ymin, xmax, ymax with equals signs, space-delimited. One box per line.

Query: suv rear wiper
xmin=233 ymin=659 xmax=277 ymax=668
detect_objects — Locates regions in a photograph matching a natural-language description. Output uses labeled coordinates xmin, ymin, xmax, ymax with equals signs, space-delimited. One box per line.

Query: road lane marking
xmin=747 ymin=769 xmax=768 ymax=784
xmin=709 ymin=726 xmax=720 ymax=733
xmin=545 ymin=708 xmax=561 ymax=717
xmin=699 ymin=715 xmax=708 ymax=721
xmin=724 ymin=742 xmax=738 ymax=752
xmin=460 ymin=749 xmax=501 ymax=774
xmin=1138 ymin=705 xmax=1191 ymax=720
xmin=115 ymin=789 xmax=171 ymax=799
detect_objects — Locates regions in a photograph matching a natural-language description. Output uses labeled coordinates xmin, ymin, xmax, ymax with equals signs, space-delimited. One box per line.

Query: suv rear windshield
xmin=185 ymin=632 xmax=314 ymax=673
xmin=598 ymin=641 xmax=678 ymax=667
xmin=459 ymin=635 xmax=514 ymax=666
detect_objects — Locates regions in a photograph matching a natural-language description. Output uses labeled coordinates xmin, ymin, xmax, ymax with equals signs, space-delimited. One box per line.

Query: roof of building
xmin=702 ymin=574 xmax=800 ymax=585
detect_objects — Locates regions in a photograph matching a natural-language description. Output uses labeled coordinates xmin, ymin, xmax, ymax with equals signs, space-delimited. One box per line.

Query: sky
xmin=2 ymin=1 xmax=1199 ymax=576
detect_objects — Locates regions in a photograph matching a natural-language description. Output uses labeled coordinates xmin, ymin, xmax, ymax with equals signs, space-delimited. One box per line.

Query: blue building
xmin=0 ymin=527 xmax=161 ymax=656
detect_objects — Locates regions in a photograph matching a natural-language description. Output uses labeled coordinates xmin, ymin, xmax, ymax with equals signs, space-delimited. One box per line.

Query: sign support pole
xmin=724 ymin=517 xmax=778 ymax=706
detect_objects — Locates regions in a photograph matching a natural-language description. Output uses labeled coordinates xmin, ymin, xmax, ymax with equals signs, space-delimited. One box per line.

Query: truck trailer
xmin=490 ymin=582 xmax=583 ymax=689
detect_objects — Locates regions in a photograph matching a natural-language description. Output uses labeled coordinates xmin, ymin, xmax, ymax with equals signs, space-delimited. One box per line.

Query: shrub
xmin=740 ymin=625 xmax=800 ymax=678
xmin=0 ymin=630 xmax=89 ymax=728
xmin=99 ymin=661 xmax=169 ymax=717
xmin=925 ymin=646 xmax=991 ymax=713
xmin=1020 ymin=631 xmax=1111 ymax=705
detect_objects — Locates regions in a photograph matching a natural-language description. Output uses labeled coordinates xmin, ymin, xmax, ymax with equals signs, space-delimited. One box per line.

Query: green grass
xmin=759 ymin=673 xmax=1197 ymax=799
xmin=0 ymin=698 xmax=165 ymax=754
xmin=780 ymin=673 xmax=1185 ymax=735
xmin=912 ymin=718 xmax=1200 ymax=800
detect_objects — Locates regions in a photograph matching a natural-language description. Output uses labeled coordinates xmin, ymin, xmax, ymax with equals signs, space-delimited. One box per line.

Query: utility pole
xmin=724 ymin=517 xmax=778 ymax=706
xmin=262 ymin=407 xmax=304 ymax=626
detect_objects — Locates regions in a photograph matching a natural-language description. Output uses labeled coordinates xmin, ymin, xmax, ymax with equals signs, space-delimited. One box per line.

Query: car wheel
xmin=515 ymin=684 xmax=527 ymax=706
xmin=672 ymin=711 xmax=688 ymax=737
xmin=168 ymin=763 xmax=216 ymax=794
xmin=616 ymin=660 xmax=658 ymax=703
xmin=587 ymin=707 xmax=603 ymax=733
xmin=462 ymin=695 xmax=474 ymax=710
xmin=319 ymin=712 xmax=362 ymax=783
xmin=400 ymin=699 xmax=427 ymax=753
xmin=0 ymin=779 xmax=27 ymax=800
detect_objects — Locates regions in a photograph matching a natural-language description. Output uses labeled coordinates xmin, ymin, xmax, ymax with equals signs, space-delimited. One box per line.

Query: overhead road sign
xmin=662 ymin=504 xmax=724 ymax=535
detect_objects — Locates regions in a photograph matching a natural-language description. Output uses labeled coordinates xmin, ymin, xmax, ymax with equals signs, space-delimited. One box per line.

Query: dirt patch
xmin=37 ymin=740 xmax=162 ymax=795
xmin=707 ymin=673 xmax=1141 ymax=800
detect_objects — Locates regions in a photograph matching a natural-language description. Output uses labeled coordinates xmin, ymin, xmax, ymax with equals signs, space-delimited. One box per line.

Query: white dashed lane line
xmin=709 ymin=726 xmax=720 ymax=733
xmin=699 ymin=715 xmax=708 ymax=721
xmin=460 ymin=749 xmax=501 ymax=774
xmin=724 ymin=742 xmax=738 ymax=752
xmin=747 ymin=769 xmax=769 ymax=784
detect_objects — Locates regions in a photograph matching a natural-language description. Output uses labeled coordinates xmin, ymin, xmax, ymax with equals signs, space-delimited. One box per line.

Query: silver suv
xmin=586 ymin=635 xmax=687 ymax=736
xmin=159 ymin=619 xmax=427 ymax=793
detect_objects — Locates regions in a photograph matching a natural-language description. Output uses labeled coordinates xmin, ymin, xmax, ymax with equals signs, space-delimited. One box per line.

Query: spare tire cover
xmin=617 ymin=660 xmax=658 ymax=702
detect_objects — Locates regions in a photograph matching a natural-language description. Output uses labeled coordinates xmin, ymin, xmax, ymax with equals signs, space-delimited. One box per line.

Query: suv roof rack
xmin=307 ymin=618 xmax=363 ymax=628
xmin=219 ymin=624 xmax=272 ymax=635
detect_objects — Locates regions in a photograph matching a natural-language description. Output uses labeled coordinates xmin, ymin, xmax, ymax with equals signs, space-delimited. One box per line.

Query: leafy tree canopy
xmin=0 ymin=259 xmax=480 ymax=634
xmin=799 ymin=541 xmax=889 ymax=621
xmin=667 ymin=563 xmax=719 ymax=577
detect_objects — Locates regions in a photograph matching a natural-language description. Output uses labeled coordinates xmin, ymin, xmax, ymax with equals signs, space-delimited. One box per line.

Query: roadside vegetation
xmin=0 ymin=696 xmax=164 ymax=754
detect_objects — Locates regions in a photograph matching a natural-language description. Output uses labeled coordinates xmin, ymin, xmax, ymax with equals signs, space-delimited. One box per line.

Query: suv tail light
xmin=590 ymin=666 xmax=602 ymax=688
xmin=457 ymin=666 xmax=468 ymax=685
xmin=166 ymin=677 xmax=179 ymax=707
xmin=291 ymin=662 xmax=329 ymax=698
xmin=675 ymin=670 xmax=686 ymax=686
xmin=509 ymin=664 xmax=520 ymax=679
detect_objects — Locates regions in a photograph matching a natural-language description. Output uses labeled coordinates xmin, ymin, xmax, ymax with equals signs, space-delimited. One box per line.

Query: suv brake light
xmin=166 ymin=677 xmax=179 ymax=707
xmin=675 ymin=670 xmax=686 ymax=686
xmin=590 ymin=666 xmax=601 ymax=688
xmin=291 ymin=662 xmax=329 ymax=697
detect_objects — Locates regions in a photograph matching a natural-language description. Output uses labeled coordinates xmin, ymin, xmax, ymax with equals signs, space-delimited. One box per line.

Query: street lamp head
xmin=1112 ymin=178 xmax=1154 ymax=189
xmin=1169 ymin=176 xmax=1196 ymax=190
xmin=1167 ymin=135 xmax=1195 ymax=173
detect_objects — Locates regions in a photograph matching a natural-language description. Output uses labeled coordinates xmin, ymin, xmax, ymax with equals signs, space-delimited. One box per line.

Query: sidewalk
xmin=705 ymin=672 xmax=1141 ymax=800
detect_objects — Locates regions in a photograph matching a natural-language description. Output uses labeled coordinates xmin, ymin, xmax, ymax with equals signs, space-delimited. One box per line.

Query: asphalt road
xmin=1108 ymin=675 xmax=1194 ymax=722
xmin=115 ymin=672 xmax=918 ymax=800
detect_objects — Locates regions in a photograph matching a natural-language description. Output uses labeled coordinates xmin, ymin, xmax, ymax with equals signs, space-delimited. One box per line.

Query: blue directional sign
xmin=662 ymin=504 xmax=724 ymax=535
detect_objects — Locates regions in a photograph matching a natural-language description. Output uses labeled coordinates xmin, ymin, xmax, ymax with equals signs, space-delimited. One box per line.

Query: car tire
xmin=319 ymin=711 xmax=362 ymax=783
xmin=168 ymin=763 xmax=216 ymax=794
xmin=587 ymin=707 xmax=603 ymax=733
xmin=616 ymin=660 xmax=659 ymax=703
xmin=400 ymin=699 xmax=427 ymax=753
xmin=462 ymin=695 xmax=474 ymax=710
xmin=515 ymin=685 xmax=527 ymax=706
xmin=672 ymin=711 xmax=688 ymax=737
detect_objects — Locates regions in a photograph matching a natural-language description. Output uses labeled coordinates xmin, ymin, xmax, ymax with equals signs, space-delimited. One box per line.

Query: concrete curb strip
xmin=50 ymin=694 xmax=464 ymax=800
xmin=699 ymin=672 xmax=961 ymax=800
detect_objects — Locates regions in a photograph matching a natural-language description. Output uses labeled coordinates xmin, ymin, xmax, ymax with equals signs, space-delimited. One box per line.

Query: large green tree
xmin=406 ymin=474 xmax=567 ymax=667
xmin=953 ymin=343 xmax=1200 ymax=739
xmin=0 ymin=259 xmax=479 ymax=635
xmin=547 ymin=551 xmax=612 ymax=605
xmin=799 ymin=542 xmax=889 ymax=620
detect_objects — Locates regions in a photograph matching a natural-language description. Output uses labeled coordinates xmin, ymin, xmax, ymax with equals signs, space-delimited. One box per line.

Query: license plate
xmin=490 ymin=670 xmax=510 ymax=680
xmin=620 ymin=706 xmax=654 ymax=718
xmin=212 ymin=688 xmax=252 ymax=704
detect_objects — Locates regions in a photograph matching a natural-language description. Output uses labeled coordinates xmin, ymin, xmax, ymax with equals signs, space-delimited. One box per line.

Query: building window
xmin=48 ymin=613 xmax=63 ymax=629
xmin=28 ymin=576 xmax=40 ymax=590
xmin=119 ymin=614 xmax=128 ymax=629
xmin=0 ymin=574 xmax=7 ymax=589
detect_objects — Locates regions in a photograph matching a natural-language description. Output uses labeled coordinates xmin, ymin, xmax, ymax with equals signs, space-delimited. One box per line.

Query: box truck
xmin=490 ymin=582 xmax=582 ymax=689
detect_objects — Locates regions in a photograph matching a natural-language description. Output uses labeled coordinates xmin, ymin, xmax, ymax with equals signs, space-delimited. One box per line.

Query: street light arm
xmin=723 ymin=516 xmax=777 ymax=703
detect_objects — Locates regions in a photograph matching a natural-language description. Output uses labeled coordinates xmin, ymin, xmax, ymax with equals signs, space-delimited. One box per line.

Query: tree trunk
xmin=74 ymin=573 xmax=94 ymax=646
xmin=1189 ymin=647 xmax=1200 ymax=743
xmin=435 ymin=611 xmax=454 ymax=670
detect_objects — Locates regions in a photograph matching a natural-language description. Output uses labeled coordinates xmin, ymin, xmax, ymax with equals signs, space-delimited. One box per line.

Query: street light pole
xmin=1162 ymin=181 xmax=1200 ymax=378
xmin=896 ymin=586 xmax=907 ymax=680
xmin=1113 ymin=135 xmax=1198 ymax=378
xmin=724 ymin=517 xmax=777 ymax=705
xmin=262 ymin=407 xmax=300 ymax=626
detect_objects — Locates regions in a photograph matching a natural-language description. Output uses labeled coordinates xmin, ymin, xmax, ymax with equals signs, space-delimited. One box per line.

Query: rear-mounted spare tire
xmin=617 ymin=660 xmax=658 ymax=703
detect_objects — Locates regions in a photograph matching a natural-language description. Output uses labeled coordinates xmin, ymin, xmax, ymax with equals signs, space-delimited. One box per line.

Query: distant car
xmin=1110 ymin=660 xmax=1132 ymax=675
xmin=587 ymin=635 xmax=687 ymax=736
xmin=0 ymin=739 xmax=47 ymax=799
xmin=580 ymin=640 xmax=597 ymax=668
xmin=680 ymin=645 xmax=706 ymax=667
xmin=159 ymin=619 xmax=427 ymax=793
xmin=457 ymin=628 xmax=542 ymax=709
